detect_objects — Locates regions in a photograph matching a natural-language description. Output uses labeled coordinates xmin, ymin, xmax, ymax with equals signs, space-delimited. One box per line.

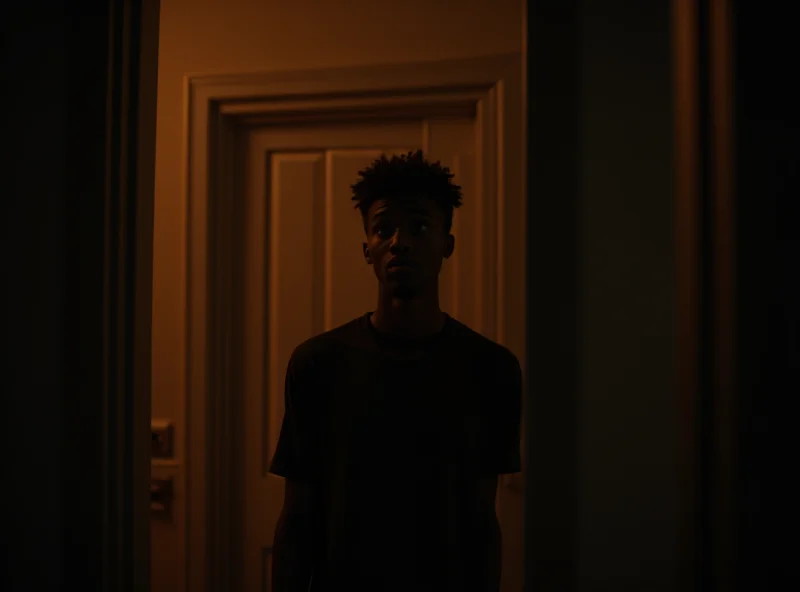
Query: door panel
xmin=240 ymin=117 xmax=482 ymax=591
xmin=424 ymin=119 xmax=477 ymax=325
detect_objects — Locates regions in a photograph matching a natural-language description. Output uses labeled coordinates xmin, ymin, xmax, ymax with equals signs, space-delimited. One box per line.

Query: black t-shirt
xmin=269 ymin=312 xmax=522 ymax=591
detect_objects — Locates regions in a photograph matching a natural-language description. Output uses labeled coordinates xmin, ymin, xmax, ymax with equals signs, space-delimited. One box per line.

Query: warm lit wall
xmin=151 ymin=1 xmax=524 ymax=590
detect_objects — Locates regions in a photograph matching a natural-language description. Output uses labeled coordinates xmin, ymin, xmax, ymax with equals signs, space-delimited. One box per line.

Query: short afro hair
xmin=351 ymin=150 xmax=463 ymax=233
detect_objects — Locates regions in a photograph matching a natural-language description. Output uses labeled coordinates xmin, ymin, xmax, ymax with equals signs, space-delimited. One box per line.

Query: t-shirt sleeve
xmin=268 ymin=347 xmax=322 ymax=481
xmin=485 ymin=350 xmax=523 ymax=475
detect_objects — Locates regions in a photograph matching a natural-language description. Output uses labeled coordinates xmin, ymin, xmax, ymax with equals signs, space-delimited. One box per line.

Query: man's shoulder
xmin=446 ymin=317 xmax=521 ymax=375
xmin=289 ymin=315 xmax=366 ymax=367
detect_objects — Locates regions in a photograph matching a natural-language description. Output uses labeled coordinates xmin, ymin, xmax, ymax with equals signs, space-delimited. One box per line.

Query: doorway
xmin=150 ymin=2 xmax=527 ymax=591
xmin=174 ymin=55 xmax=524 ymax=592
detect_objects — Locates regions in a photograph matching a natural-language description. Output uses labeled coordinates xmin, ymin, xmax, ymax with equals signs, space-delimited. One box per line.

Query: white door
xmin=239 ymin=116 xmax=507 ymax=591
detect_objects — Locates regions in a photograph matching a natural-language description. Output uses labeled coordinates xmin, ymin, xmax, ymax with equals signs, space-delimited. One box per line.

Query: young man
xmin=269 ymin=151 xmax=522 ymax=592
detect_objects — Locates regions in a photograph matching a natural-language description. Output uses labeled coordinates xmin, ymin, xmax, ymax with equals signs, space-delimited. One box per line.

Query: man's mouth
xmin=387 ymin=259 xmax=416 ymax=269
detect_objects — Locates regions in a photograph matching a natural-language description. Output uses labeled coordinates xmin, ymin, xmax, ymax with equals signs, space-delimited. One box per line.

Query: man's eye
xmin=376 ymin=224 xmax=393 ymax=238
xmin=412 ymin=221 xmax=429 ymax=234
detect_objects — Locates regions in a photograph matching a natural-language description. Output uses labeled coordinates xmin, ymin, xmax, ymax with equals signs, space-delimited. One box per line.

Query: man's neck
xmin=370 ymin=294 xmax=446 ymax=340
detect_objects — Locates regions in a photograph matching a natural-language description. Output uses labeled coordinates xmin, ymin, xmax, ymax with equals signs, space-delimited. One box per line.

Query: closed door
xmin=239 ymin=116 xmax=497 ymax=590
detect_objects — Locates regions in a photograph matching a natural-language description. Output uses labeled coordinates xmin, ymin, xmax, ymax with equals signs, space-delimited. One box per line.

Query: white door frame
xmin=181 ymin=53 xmax=525 ymax=592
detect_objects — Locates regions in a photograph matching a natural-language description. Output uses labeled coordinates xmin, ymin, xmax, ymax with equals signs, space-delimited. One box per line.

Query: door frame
xmin=61 ymin=0 xmax=159 ymax=590
xmin=672 ymin=0 xmax=737 ymax=590
xmin=181 ymin=53 xmax=524 ymax=591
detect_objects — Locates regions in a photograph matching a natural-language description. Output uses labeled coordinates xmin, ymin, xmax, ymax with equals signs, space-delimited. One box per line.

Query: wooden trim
xmin=183 ymin=53 xmax=523 ymax=592
xmin=131 ymin=0 xmax=161 ymax=589
xmin=673 ymin=1 xmax=701 ymax=589
xmin=184 ymin=53 xmax=521 ymax=98
xmin=708 ymin=1 xmax=736 ymax=590
xmin=673 ymin=1 xmax=736 ymax=590
xmin=106 ymin=0 xmax=161 ymax=588
xmin=61 ymin=0 xmax=159 ymax=589
xmin=219 ymin=90 xmax=485 ymax=118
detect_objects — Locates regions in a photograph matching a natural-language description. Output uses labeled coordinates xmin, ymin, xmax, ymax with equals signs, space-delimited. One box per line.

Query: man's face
xmin=362 ymin=195 xmax=455 ymax=299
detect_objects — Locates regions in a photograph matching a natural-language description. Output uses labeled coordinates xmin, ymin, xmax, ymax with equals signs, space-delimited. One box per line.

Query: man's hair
xmin=350 ymin=150 xmax=463 ymax=233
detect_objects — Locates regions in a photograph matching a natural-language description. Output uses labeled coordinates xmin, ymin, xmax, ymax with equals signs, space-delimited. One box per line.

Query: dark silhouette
xmin=269 ymin=151 xmax=522 ymax=592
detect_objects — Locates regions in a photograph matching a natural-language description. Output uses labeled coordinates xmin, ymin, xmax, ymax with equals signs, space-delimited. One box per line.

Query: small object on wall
xmin=151 ymin=418 xmax=174 ymax=459
xmin=150 ymin=477 xmax=174 ymax=519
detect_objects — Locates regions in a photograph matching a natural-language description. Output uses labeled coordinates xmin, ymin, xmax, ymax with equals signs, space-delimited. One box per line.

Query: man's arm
xmin=476 ymin=347 xmax=522 ymax=591
xmin=271 ymin=478 xmax=321 ymax=592
xmin=269 ymin=345 xmax=324 ymax=592
xmin=475 ymin=475 xmax=502 ymax=592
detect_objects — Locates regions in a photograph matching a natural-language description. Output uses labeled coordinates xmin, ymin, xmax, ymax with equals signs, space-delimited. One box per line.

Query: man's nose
xmin=389 ymin=228 xmax=412 ymax=253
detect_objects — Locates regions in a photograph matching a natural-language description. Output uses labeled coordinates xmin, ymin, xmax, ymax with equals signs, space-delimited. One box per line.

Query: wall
xmin=578 ymin=1 xmax=678 ymax=589
xmin=5 ymin=13 xmax=67 ymax=590
xmin=151 ymin=1 xmax=524 ymax=589
xmin=733 ymin=4 xmax=800 ymax=587
xmin=5 ymin=3 xmax=156 ymax=591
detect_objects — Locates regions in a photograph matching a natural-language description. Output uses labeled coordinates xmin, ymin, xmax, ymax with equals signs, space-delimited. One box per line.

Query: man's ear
xmin=363 ymin=242 xmax=372 ymax=264
xmin=443 ymin=234 xmax=455 ymax=259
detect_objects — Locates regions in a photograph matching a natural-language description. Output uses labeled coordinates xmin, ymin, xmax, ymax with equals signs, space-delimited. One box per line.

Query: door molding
xmin=673 ymin=0 xmax=737 ymax=590
xmin=182 ymin=53 xmax=524 ymax=592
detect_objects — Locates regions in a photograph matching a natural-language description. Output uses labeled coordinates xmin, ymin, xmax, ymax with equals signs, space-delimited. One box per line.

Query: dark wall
xmin=577 ymin=1 xmax=678 ymax=589
xmin=3 ymin=6 xmax=69 ymax=591
xmin=526 ymin=2 xmax=800 ymax=590
xmin=733 ymin=3 xmax=799 ymax=589
xmin=3 ymin=2 xmax=137 ymax=591
xmin=524 ymin=2 xmax=678 ymax=590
